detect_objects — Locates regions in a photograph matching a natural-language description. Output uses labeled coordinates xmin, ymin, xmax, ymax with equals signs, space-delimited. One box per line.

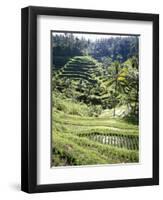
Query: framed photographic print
xmin=21 ymin=6 xmax=159 ymax=193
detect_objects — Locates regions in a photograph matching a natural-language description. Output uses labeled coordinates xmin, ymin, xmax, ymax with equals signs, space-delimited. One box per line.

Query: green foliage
xmin=88 ymin=105 xmax=102 ymax=117
xmin=52 ymin=92 xmax=90 ymax=117
xmin=51 ymin=33 xmax=139 ymax=166
xmin=52 ymin=33 xmax=90 ymax=69
xmin=52 ymin=133 xmax=108 ymax=166
xmin=53 ymin=133 xmax=138 ymax=166
xmin=52 ymin=131 xmax=138 ymax=166
xmin=53 ymin=112 xmax=138 ymax=131
xmin=52 ymin=33 xmax=138 ymax=69
xmin=91 ymin=36 xmax=139 ymax=63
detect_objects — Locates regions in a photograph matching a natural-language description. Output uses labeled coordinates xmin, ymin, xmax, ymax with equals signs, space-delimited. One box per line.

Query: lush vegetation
xmin=51 ymin=32 xmax=139 ymax=166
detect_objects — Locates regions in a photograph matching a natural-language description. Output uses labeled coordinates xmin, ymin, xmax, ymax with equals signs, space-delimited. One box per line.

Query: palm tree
xmin=106 ymin=61 xmax=124 ymax=116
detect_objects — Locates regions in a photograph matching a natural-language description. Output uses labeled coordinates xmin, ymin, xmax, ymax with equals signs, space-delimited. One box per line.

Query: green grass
xmin=53 ymin=111 xmax=138 ymax=130
xmin=52 ymin=93 xmax=90 ymax=117
xmin=54 ymin=122 xmax=138 ymax=136
xmin=52 ymin=95 xmax=139 ymax=166
xmin=52 ymin=55 xmax=139 ymax=167
xmin=52 ymin=133 xmax=109 ymax=166
xmin=52 ymin=132 xmax=138 ymax=166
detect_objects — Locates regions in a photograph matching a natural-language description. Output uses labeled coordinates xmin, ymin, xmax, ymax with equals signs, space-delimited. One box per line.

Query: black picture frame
xmin=21 ymin=6 xmax=159 ymax=193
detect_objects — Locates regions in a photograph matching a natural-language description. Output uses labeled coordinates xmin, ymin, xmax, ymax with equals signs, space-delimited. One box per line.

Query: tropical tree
xmin=105 ymin=56 xmax=138 ymax=119
xmin=106 ymin=61 xmax=124 ymax=116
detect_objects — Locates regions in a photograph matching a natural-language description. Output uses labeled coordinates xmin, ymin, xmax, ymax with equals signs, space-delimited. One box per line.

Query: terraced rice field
xmin=54 ymin=57 xmax=100 ymax=86
xmin=52 ymin=110 xmax=139 ymax=166
xmin=51 ymin=32 xmax=139 ymax=167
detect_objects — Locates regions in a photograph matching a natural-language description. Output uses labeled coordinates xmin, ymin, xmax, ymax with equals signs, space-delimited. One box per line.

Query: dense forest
xmin=52 ymin=32 xmax=139 ymax=166
xmin=52 ymin=33 xmax=138 ymax=69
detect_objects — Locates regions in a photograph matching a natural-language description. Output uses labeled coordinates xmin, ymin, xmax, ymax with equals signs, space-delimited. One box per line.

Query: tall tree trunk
xmin=112 ymin=62 xmax=119 ymax=117
xmin=113 ymin=106 xmax=116 ymax=117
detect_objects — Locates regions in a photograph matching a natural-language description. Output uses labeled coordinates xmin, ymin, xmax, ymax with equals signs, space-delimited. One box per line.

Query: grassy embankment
xmin=52 ymin=94 xmax=139 ymax=166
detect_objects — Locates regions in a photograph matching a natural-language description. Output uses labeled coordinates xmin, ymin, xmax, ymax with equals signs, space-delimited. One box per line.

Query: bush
xmin=88 ymin=105 xmax=102 ymax=117
xmin=52 ymin=92 xmax=90 ymax=116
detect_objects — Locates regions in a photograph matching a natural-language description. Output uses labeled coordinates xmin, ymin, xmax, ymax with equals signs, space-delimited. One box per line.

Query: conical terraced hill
xmin=53 ymin=56 xmax=111 ymax=105
xmin=56 ymin=56 xmax=102 ymax=84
